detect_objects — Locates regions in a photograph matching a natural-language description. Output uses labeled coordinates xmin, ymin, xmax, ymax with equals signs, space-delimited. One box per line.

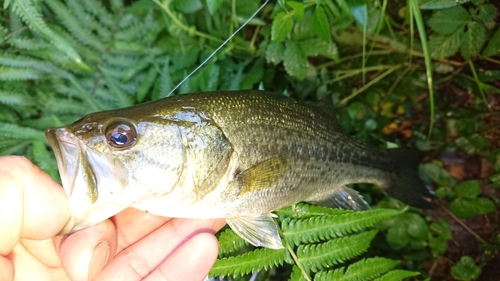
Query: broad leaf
xmin=460 ymin=21 xmax=486 ymax=60
xmin=428 ymin=6 xmax=470 ymax=35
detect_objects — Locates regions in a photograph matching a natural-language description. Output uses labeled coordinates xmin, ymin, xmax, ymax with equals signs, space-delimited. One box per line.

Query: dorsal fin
xmin=311 ymin=95 xmax=344 ymax=131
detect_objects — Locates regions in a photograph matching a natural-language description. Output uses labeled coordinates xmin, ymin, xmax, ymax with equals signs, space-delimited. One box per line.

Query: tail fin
xmin=385 ymin=148 xmax=435 ymax=209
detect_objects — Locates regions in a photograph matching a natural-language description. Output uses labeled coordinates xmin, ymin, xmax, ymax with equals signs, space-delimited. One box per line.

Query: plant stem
xmin=408 ymin=0 xmax=435 ymax=139
xmin=441 ymin=207 xmax=487 ymax=244
xmin=278 ymin=223 xmax=312 ymax=281
xmin=468 ymin=60 xmax=491 ymax=111
xmin=340 ymin=64 xmax=403 ymax=105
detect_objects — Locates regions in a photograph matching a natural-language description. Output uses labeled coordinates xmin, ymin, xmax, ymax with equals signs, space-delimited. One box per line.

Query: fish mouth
xmin=46 ymin=127 xmax=130 ymax=234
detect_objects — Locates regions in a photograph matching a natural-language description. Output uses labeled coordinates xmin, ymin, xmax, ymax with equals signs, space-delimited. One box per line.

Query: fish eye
xmin=105 ymin=121 xmax=137 ymax=150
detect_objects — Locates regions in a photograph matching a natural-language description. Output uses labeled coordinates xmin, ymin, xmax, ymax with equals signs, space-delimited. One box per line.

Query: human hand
xmin=0 ymin=156 xmax=226 ymax=281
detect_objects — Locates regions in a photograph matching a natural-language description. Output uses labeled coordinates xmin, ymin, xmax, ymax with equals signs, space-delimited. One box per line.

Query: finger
xmin=145 ymin=232 xmax=219 ymax=281
xmin=0 ymin=256 xmax=14 ymax=281
xmin=95 ymin=218 xmax=225 ymax=280
xmin=111 ymin=208 xmax=171 ymax=251
xmin=0 ymin=156 xmax=70 ymax=255
xmin=59 ymin=220 xmax=117 ymax=281
xmin=10 ymin=241 xmax=69 ymax=281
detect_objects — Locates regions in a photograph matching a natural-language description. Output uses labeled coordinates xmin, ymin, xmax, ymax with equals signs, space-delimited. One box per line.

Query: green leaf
xmin=429 ymin=30 xmax=461 ymax=58
xmin=451 ymin=256 xmax=481 ymax=281
xmin=0 ymin=66 xmax=42 ymax=80
xmin=9 ymin=0 xmax=86 ymax=68
xmin=420 ymin=0 xmax=470 ymax=10
xmin=283 ymin=42 xmax=308 ymax=80
xmin=449 ymin=198 xmax=476 ymax=219
xmin=312 ymin=6 xmax=330 ymax=42
xmin=136 ymin=67 xmax=158 ymax=103
xmin=478 ymin=4 xmax=497 ymax=22
xmin=281 ymin=208 xmax=402 ymax=246
xmin=265 ymin=42 xmax=284 ymax=64
xmin=372 ymin=270 xmax=420 ymax=281
xmin=172 ymin=0 xmax=203 ymax=13
xmin=482 ymin=27 xmax=500 ymax=58
xmin=0 ymin=122 xmax=45 ymax=141
xmin=460 ymin=21 xmax=486 ymax=60
xmin=286 ymin=1 xmax=304 ymax=21
xmin=316 ymin=257 xmax=404 ymax=281
xmin=405 ymin=213 xmax=429 ymax=240
xmin=455 ymin=133 xmax=490 ymax=156
xmin=205 ymin=0 xmax=224 ymax=15
xmin=217 ymin=228 xmax=248 ymax=256
xmin=299 ymin=38 xmax=339 ymax=61
xmin=473 ymin=197 xmax=496 ymax=215
xmin=297 ymin=230 xmax=378 ymax=273
xmin=455 ymin=180 xmax=480 ymax=199
xmin=209 ymin=248 xmax=290 ymax=278
xmin=427 ymin=6 xmax=470 ymax=35
xmin=386 ymin=218 xmax=410 ymax=249
xmin=272 ymin=12 xmax=293 ymax=42
xmin=343 ymin=257 xmax=400 ymax=281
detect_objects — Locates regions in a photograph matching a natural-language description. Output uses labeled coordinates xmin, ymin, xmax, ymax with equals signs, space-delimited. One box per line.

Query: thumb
xmin=0 ymin=156 xmax=70 ymax=255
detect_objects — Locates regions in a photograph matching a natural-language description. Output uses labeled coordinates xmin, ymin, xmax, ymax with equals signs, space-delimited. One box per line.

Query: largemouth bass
xmin=45 ymin=90 xmax=434 ymax=249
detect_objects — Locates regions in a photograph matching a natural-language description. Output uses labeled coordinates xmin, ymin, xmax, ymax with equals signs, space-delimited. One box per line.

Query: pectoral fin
xmin=226 ymin=214 xmax=284 ymax=249
xmin=236 ymin=157 xmax=289 ymax=195
xmin=307 ymin=186 xmax=370 ymax=210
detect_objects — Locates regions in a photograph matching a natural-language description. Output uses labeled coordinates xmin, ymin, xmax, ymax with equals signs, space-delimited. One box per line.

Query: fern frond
xmin=277 ymin=202 xmax=348 ymax=218
xmin=7 ymin=37 xmax=52 ymax=50
xmin=0 ymin=90 xmax=35 ymax=106
xmin=64 ymin=0 xmax=111 ymax=41
xmin=217 ymin=228 xmax=249 ymax=256
xmin=0 ymin=140 xmax=31 ymax=156
xmin=0 ymin=122 xmax=45 ymax=141
xmin=282 ymin=208 xmax=402 ymax=246
xmin=314 ymin=257 xmax=401 ymax=281
xmin=31 ymin=139 xmax=59 ymax=180
xmin=345 ymin=257 xmax=400 ymax=280
xmin=158 ymin=59 xmax=173 ymax=98
xmin=297 ymin=229 xmax=378 ymax=273
xmin=0 ymin=66 xmax=42 ymax=80
xmin=7 ymin=0 xmax=82 ymax=63
xmin=313 ymin=267 xmax=345 ymax=281
xmin=42 ymin=98 xmax=87 ymax=115
xmin=0 ymin=54 xmax=72 ymax=79
xmin=79 ymin=0 xmax=114 ymax=27
xmin=373 ymin=269 xmax=420 ymax=281
xmin=100 ymin=69 xmax=134 ymax=108
xmin=288 ymin=265 xmax=307 ymax=281
xmin=209 ymin=247 xmax=290 ymax=278
xmin=43 ymin=0 xmax=106 ymax=52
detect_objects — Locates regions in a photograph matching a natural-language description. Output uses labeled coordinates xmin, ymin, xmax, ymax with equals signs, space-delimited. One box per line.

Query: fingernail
xmin=88 ymin=241 xmax=109 ymax=281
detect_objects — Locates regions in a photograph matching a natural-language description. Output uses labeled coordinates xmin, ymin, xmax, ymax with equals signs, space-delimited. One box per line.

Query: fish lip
xmin=46 ymin=127 xmax=132 ymax=235
xmin=45 ymin=127 xmax=79 ymax=195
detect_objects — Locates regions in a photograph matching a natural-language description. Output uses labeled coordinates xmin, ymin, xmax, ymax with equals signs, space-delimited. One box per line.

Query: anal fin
xmin=226 ymin=214 xmax=284 ymax=249
xmin=306 ymin=186 xmax=370 ymax=210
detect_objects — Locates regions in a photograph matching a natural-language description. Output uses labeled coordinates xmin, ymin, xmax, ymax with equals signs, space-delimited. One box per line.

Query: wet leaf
xmin=482 ymin=27 xmax=500 ymax=58
xmin=451 ymin=256 xmax=481 ymax=281
xmin=454 ymin=180 xmax=480 ymax=199
xmin=272 ymin=12 xmax=293 ymax=42
xmin=460 ymin=21 xmax=486 ymax=60
xmin=283 ymin=42 xmax=307 ymax=80
xmin=428 ymin=6 xmax=470 ymax=35
xmin=312 ymin=6 xmax=330 ymax=42
xmin=429 ymin=31 xmax=461 ymax=58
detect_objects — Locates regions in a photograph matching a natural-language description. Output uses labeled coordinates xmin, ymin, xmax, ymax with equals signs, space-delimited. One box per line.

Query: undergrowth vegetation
xmin=1 ymin=0 xmax=499 ymax=280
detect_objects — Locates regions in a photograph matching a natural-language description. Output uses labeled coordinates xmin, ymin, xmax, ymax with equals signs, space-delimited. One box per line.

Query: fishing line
xmin=167 ymin=0 xmax=270 ymax=96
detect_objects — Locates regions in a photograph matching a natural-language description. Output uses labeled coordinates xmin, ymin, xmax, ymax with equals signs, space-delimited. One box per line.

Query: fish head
xmin=46 ymin=110 xmax=185 ymax=234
